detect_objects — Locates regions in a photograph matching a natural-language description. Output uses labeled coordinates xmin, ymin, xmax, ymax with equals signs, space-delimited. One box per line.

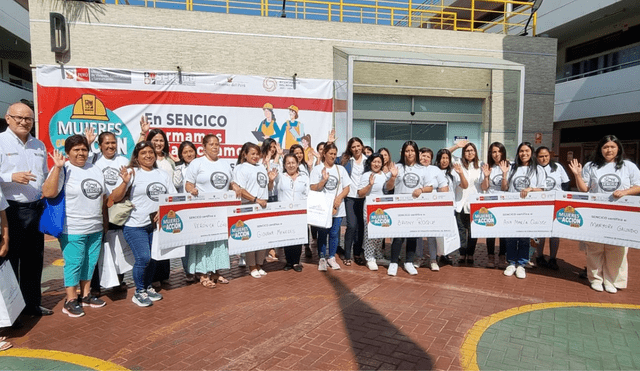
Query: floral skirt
xmin=186 ymin=240 xmax=230 ymax=274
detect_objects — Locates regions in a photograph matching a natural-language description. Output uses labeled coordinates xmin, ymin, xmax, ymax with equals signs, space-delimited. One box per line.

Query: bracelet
xmin=253 ymin=196 xmax=257 ymax=203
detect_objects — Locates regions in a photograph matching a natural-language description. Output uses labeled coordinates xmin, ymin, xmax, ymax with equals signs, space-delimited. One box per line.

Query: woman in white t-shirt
xmin=173 ymin=141 xmax=197 ymax=193
xmin=276 ymin=153 xmax=310 ymax=272
xmin=310 ymin=142 xmax=351 ymax=271
xmin=234 ymin=142 xmax=277 ymax=278
xmin=340 ymin=137 xmax=367 ymax=266
xmin=112 ymin=141 xmax=177 ymax=307
xmin=480 ymin=142 xmax=509 ymax=268
xmin=568 ymin=135 xmax=640 ymax=293
xmin=184 ymin=135 xmax=237 ymax=288
xmin=42 ymin=135 xmax=108 ymax=317
xmin=500 ymin=142 xmax=545 ymax=280
xmin=535 ymin=146 xmax=570 ymax=270
xmin=357 ymin=153 xmax=388 ymax=271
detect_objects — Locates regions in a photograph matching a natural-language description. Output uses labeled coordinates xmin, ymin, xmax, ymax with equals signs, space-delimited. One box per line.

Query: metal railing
xmin=104 ymin=0 xmax=536 ymax=35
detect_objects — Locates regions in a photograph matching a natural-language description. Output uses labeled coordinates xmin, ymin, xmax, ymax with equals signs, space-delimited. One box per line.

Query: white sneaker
xmin=604 ymin=283 xmax=617 ymax=294
xmin=504 ymin=264 xmax=516 ymax=277
xmin=404 ymin=262 xmax=418 ymax=275
xmin=366 ymin=259 xmax=378 ymax=271
xmin=318 ymin=258 xmax=328 ymax=271
xmin=413 ymin=259 xmax=421 ymax=268
xmin=515 ymin=266 xmax=526 ymax=279
xmin=258 ymin=269 xmax=267 ymax=276
xmin=430 ymin=261 xmax=440 ymax=271
xmin=591 ymin=282 xmax=604 ymax=292
xmin=238 ymin=255 xmax=246 ymax=267
xmin=376 ymin=258 xmax=390 ymax=266
xmin=250 ymin=269 xmax=261 ymax=278
xmin=327 ymin=257 xmax=341 ymax=270
xmin=387 ymin=263 xmax=398 ymax=276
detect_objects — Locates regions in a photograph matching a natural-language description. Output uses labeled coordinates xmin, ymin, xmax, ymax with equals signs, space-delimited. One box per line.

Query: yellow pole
xmin=328 ymin=3 xmax=332 ymax=21
xmin=533 ymin=11 xmax=537 ymax=36
xmin=470 ymin=0 xmax=475 ymax=31
xmin=391 ymin=8 xmax=394 ymax=25
xmin=340 ymin=0 xmax=343 ymax=22
xmin=408 ymin=0 xmax=412 ymax=27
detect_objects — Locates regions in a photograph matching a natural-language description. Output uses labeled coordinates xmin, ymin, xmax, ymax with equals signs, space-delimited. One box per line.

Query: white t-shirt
xmin=185 ymin=156 xmax=234 ymax=193
xmin=298 ymin=164 xmax=310 ymax=177
xmin=423 ymin=165 xmax=449 ymax=190
xmin=357 ymin=171 xmax=388 ymax=197
xmin=393 ymin=163 xmax=429 ymax=194
xmin=507 ymin=165 xmax=546 ymax=193
xmin=347 ymin=156 xmax=367 ymax=198
xmin=310 ymin=164 xmax=351 ymax=218
xmin=541 ymin=163 xmax=570 ymax=191
xmin=233 ymin=162 xmax=269 ymax=202
xmin=582 ymin=160 xmax=640 ymax=194
xmin=92 ymin=154 xmax=129 ymax=193
xmin=264 ymin=159 xmax=281 ymax=199
xmin=157 ymin=157 xmax=175 ymax=182
xmin=276 ymin=172 xmax=309 ymax=201
xmin=119 ymin=168 xmax=177 ymax=227
xmin=53 ymin=162 xmax=107 ymax=235
xmin=453 ymin=157 xmax=482 ymax=213
xmin=483 ymin=165 xmax=505 ymax=193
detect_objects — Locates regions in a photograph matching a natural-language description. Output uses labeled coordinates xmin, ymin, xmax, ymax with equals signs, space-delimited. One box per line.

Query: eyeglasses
xmin=8 ymin=115 xmax=34 ymax=124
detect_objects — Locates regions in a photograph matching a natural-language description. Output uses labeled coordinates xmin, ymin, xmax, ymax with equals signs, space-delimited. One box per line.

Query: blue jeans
xmin=505 ymin=238 xmax=530 ymax=267
xmin=317 ymin=217 xmax=343 ymax=259
xmin=123 ymin=224 xmax=156 ymax=292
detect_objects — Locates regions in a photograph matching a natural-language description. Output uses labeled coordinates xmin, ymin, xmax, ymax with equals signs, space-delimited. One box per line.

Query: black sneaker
xmin=62 ymin=299 xmax=85 ymax=317
xmin=81 ymin=295 xmax=106 ymax=308
xmin=536 ymin=256 xmax=548 ymax=268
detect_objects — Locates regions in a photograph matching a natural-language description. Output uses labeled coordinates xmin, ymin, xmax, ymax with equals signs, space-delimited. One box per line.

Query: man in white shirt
xmin=0 ymin=102 xmax=53 ymax=316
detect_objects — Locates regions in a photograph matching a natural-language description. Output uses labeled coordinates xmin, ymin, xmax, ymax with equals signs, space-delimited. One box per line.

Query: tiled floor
xmin=1 ymin=237 xmax=639 ymax=370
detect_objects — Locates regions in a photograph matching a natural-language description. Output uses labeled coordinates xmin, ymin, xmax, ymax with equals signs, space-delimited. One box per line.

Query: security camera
xmin=410 ymin=111 xmax=416 ymax=116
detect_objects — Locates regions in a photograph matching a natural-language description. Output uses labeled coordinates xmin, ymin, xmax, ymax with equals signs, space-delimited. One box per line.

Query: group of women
xmin=45 ymin=125 xmax=638 ymax=318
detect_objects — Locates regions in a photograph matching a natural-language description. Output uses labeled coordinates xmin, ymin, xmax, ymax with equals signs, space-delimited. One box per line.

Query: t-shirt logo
xmin=513 ymin=176 xmax=531 ymax=191
xmin=491 ymin=174 xmax=503 ymax=189
xmin=403 ymin=173 xmax=420 ymax=189
xmin=102 ymin=167 xmax=119 ymax=186
xmin=324 ymin=175 xmax=339 ymax=191
xmin=598 ymin=174 xmax=621 ymax=192
xmin=147 ymin=182 xmax=168 ymax=201
xmin=210 ymin=172 xmax=229 ymax=190
xmin=545 ymin=176 xmax=556 ymax=191
xmin=81 ymin=179 xmax=103 ymax=200
xmin=257 ymin=172 xmax=268 ymax=188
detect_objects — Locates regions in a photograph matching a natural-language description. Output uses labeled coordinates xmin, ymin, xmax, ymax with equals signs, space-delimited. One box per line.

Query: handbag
xmin=307 ymin=190 xmax=334 ymax=228
xmin=38 ymin=168 xmax=66 ymax=238
xmin=0 ymin=260 xmax=26 ymax=326
xmin=107 ymin=178 xmax=134 ymax=226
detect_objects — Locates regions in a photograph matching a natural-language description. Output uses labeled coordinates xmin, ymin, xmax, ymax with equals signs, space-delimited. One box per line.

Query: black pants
xmin=6 ymin=200 xmax=45 ymax=311
xmin=390 ymin=238 xmax=417 ymax=264
xmin=344 ymin=197 xmax=365 ymax=259
xmin=456 ymin=211 xmax=478 ymax=257
xmin=284 ymin=245 xmax=302 ymax=265
xmin=487 ymin=238 xmax=507 ymax=256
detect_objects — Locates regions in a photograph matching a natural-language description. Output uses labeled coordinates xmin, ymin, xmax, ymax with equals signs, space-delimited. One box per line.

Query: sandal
xmin=199 ymin=275 xmax=216 ymax=289
xmin=214 ymin=275 xmax=229 ymax=284
xmin=0 ymin=337 xmax=12 ymax=352
xmin=343 ymin=259 xmax=352 ymax=266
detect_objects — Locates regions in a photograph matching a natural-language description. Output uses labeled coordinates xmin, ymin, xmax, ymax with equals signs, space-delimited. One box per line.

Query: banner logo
xmin=369 ymin=208 xmax=392 ymax=227
xmin=263 ymin=78 xmax=277 ymax=92
xmin=556 ymin=205 xmax=583 ymax=228
xmin=230 ymin=220 xmax=251 ymax=240
xmin=161 ymin=210 xmax=183 ymax=233
xmin=473 ymin=207 xmax=497 ymax=226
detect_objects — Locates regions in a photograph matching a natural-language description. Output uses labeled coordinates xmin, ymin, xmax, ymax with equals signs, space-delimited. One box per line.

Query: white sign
xmin=365 ymin=193 xmax=456 ymax=238
xmin=552 ymin=191 xmax=640 ymax=249
xmin=157 ymin=192 xmax=241 ymax=249
xmin=227 ymin=201 xmax=308 ymax=255
xmin=469 ymin=192 xmax=556 ymax=238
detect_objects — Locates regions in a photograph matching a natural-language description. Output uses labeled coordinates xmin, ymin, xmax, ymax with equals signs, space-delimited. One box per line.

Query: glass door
xmin=375 ymin=121 xmax=446 ymax=163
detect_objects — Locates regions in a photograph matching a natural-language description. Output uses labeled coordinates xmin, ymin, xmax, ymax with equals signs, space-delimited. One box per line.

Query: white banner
xmin=552 ymin=191 xmax=640 ymax=248
xmin=158 ymin=192 xmax=241 ymax=249
xmin=227 ymin=201 xmax=308 ymax=255
xmin=470 ymin=192 xmax=556 ymax=238
xmin=0 ymin=260 xmax=25 ymax=327
xmin=365 ymin=193 xmax=456 ymax=238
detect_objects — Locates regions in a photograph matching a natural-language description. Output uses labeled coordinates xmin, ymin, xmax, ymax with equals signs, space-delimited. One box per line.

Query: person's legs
xmin=317 ymin=228 xmax=329 ymax=258
xmin=505 ymin=238 xmax=517 ymax=266
xmin=515 ymin=238 xmax=530 ymax=267
xmin=327 ymin=217 xmax=343 ymax=258
xmin=455 ymin=212 xmax=468 ymax=258
xmin=353 ymin=198 xmax=365 ymax=258
xmin=603 ymin=245 xmax=627 ymax=289
xmin=343 ymin=198 xmax=357 ymax=260
xmin=428 ymin=237 xmax=438 ymax=262
xmin=405 ymin=238 xmax=417 ymax=263
xmin=59 ymin=234 xmax=84 ymax=301
xmin=123 ymin=225 xmax=153 ymax=292
xmin=549 ymin=238 xmax=559 ymax=259
xmin=585 ymin=242 xmax=604 ymax=285
xmin=284 ymin=245 xmax=302 ymax=266
xmin=390 ymin=238 xmax=404 ymax=264
xmin=79 ymin=232 xmax=103 ymax=291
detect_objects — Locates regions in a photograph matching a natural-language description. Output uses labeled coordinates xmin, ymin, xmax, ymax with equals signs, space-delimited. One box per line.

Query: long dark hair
xmin=399 ymin=141 xmax=419 ymax=166
xmin=261 ymin=138 xmax=277 ymax=159
xmin=237 ymin=142 xmax=260 ymax=165
xmin=436 ymin=148 xmax=454 ymax=183
xmin=487 ymin=142 xmax=507 ymax=168
xmin=322 ymin=142 xmax=338 ymax=165
xmin=289 ymin=143 xmax=307 ymax=171
xmin=592 ymin=135 xmax=624 ymax=170
xmin=129 ymin=141 xmax=157 ymax=169
xmin=146 ymin=129 xmax=170 ymax=156
xmin=508 ymin=142 xmax=536 ymax=186
xmin=340 ymin=137 xmax=364 ymax=165
xmin=177 ymin=141 xmax=197 ymax=165
xmin=378 ymin=147 xmax=391 ymax=166
xmin=461 ymin=142 xmax=479 ymax=169
xmin=535 ymin=146 xmax=558 ymax=172
xmin=364 ymin=153 xmax=384 ymax=173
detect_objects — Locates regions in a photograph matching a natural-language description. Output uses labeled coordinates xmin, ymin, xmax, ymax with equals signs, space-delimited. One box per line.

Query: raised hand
xmin=389 ymin=162 xmax=398 ymax=177
xmin=481 ymin=163 xmax=491 ymax=177
xmin=369 ymin=172 xmax=376 ymax=186
xmin=321 ymin=167 xmax=329 ymax=182
xmin=327 ymin=129 xmax=336 ymax=143
xmin=568 ymin=158 xmax=582 ymax=176
xmin=119 ymin=165 xmax=133 ymax=184
xmin=49 ymin=149 xmax=66 ymax=168
xmin=453 ymin=163 xmax=463 ymax=174
xmin=84 ymin=127 xmax=97 ymax=144
xmin=455 ymin=139 xmax=469 ymax=149
xmin=140 ymin=115 xmax=150 ymax=137
xmin=499 ymin=160 xmax=510 ymax=174
xmin=268 ymin=168 xmax=278 ymax=182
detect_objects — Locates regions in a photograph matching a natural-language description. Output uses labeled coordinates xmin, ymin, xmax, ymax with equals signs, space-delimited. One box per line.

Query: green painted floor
xmin=476 ymin=307 xmax=640 ymax=370
xmin=0 ymin=357 xmax=90 ymax=370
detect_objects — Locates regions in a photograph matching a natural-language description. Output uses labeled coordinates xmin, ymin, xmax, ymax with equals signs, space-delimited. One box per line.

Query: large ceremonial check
xmin=157 ymin=192 xmax=241 ymax=249
xmin=470 ymin=192 xmax=555 ymax=238
xmin=553 ymin=192 xmax=640 ymax=249
xmin=365 ymin=193 xmax=456 ymax=238
xmin=227 ymin=201 xmax=308 ymax=255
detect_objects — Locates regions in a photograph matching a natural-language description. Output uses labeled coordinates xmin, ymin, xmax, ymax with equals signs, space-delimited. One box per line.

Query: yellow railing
xmin=107 ymin=0 xmax=536 ymax=35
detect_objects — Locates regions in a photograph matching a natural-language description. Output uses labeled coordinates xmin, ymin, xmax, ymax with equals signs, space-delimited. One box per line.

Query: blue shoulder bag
xmin=39 ymin=168 xmax=66 ymax=238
